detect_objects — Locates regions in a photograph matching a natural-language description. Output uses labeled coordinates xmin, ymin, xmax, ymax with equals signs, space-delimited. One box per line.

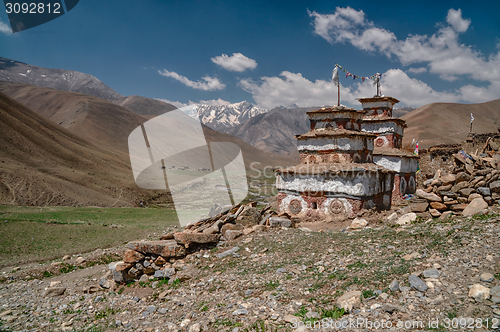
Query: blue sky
xmin=1 ymin=0 xmax=499 ymax=109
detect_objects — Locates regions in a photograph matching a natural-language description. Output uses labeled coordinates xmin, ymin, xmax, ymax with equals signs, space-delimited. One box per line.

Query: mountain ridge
xmin=0 ymin=57 xmax=124 ymax=102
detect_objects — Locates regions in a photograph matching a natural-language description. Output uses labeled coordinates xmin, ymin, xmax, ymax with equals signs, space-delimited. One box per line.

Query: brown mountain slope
xmin=0 ymin=82 xmax=149 ymax=154
xmin=0 ymin=57 xmax=124 ymax=102
xmin=0 ymin=81 xmax=296 ymax=169
xmin=117 ymin=95 xmax=177 ymax=117
xmin=0 ymin=91 xmax=151 ymax=206
xmin=402 ymin=99 xmax=500 ymax=149
xmin=225 ymin=107 xmax=316 ymax=157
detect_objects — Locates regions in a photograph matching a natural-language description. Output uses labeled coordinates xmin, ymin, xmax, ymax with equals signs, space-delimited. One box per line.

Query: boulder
xmin=99 ymin=279 xmax=116 ymax=290
xmin=127 ymin=240 xmax=186 ymax=258
xmin=395 ymin=213 xmax=417 ymax=225
xmin=109 ymin=261 xmax=130 ymax=283
xmin=216 ymin=246 xmax=240 ymax=258
xmin=75 ymin=257 xmax=86 ymax=265
xmin=430 ymin=179 xmax=442 ymax=187
xmin=154 ymin=267 xmax=176 ymax=279
xmin=451 ymin=203 xmax=468 ymax=211
xmin=409 ymin=202 xmax=428 ymax=213
xmin=386 ymin=212 xmax=398 ymax=223
xmin=440 ymin=173 xmax=456 ymax=185
xmin=469 ymin=284 xmax=490 ymax=301
xmin=477 ymin=187 xmax=491 ymax=196
xmin=159 ymin=232 xmax=174 ymax=240
xmin=459 ymin=188 xmax=475 ymax=197
xmin=220 ymin=223 xmax=244 ymax=237
xmin=348 ymin=218 xmax=368 ymax=229
xmin=480 ymin=273 xmax=494 ymax=283
xmin=423 ymin=268 xmax=440 ymax=278
xmin=475 ymin=180 xmax=487 ymax=189
xmin=437 ymin=184 xmax=453 ymax=192
xmin=123 ymin=249 xmax=145 ymax=264
xmin=336 ymin=291 xmax=361 ymax=313
xmin=389 ymin=280 xmax=399 ymax=292
xmin=489 ymin=180 xmax=500 ymax=193
xmin=429 ymin=209 xmax=441 ymax=217
xmin=127 ymin=267 xmax=141 ymax=278
xmin=154 ymin=256 xmax=166 ymax=266
xmin=202 ymin=221 xmax=222 ymax=235
xmin=115 ymin=262 xmax=133 ymax=272
xmin=438 ymin=211 xmax=452 ymax=221
xmin=430 ymin=202 xmax=447 ymax=210
xmin=438 ymin=190 xmax=457 ymax=198
xmin=42 ymin=287 xmax=66 ymax=297
xmin=455 ymin=172 xmax=470 ymax=183
xmin=409 ymin=275 xmax=428 ymax=292
xmin=416 ymin=189 xmax=442 ymax=202
xmin=269 ymin=217 xmax=292 ymax=228
xmin=174 ymin=233 xmax=220 ymax=247
xmin=462 ymin=197 xmax=488 ymax=217
xmin=224 ymin=230 xmax=243 ymax=241
xmin=470 ymin=176 xmax=484 ymax=187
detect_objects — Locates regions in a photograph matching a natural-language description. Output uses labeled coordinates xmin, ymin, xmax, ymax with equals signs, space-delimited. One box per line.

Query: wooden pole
xmin=337 ymin=83 xmax=340 ymax=106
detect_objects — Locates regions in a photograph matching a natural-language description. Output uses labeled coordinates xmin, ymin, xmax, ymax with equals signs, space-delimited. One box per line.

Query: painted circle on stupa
xmin=375 ymin=137 xmax=385 ymax=147
xmin=329 ymin=199 xmax=345 ymax=215
xmin=288 ymin=199 xmax=302 ymax=215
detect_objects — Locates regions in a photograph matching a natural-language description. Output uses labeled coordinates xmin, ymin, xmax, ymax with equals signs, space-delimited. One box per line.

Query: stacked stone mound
xmin=109 ymin=202 xmax=295 ymax=283
xmin=409 ymin=151 xmax=500 ymax=218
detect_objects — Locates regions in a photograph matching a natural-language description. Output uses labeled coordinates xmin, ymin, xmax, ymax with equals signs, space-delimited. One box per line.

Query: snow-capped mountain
xmin=181 ymin=101 xmax=267 ymax=131
xmin=0 ymin=57 xmax=124 ymax=102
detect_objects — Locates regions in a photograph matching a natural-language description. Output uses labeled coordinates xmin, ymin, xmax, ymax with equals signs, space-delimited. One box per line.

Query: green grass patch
xmin=321 ymin=307 xmax=344 ymax=320
xmin=169 ymin=278 xmax=181 ymax=289
xmin=0 ymin=205 xmax=178 ymax=267
xmin=362 ymin=290 xmax=376 ymax=298
xmin=94 ymin=307 xmax=120 ymax=320
xmin=265 ymin=280 xmax=280 ymax=291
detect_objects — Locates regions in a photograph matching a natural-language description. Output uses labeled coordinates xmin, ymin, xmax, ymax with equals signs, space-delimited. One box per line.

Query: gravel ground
xmin=1 ymin=212 xmax=500 ymax=332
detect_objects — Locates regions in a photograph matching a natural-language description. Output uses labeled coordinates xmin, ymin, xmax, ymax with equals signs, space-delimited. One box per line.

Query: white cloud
xmin=0 ymin=19 xmax=11 ymax=35
xmin=158 ymin=69 xmax=225 ymax=91
xmin=240 ymin=71 xmax=339 ymax=109
xmin=211 ymin=53 xmax=257 ymax=72
xmin=446 ymin=8 xmax=470 ymax=33
xmin=307 ymin=7 xmax=500 ymax=104
xmin=307 ymin=7 xmax=366 ymax=43
xmin=407 ymin=67 xmax=427 ymax=74
xmin=239 ymin=69 xmax=472 ymax=109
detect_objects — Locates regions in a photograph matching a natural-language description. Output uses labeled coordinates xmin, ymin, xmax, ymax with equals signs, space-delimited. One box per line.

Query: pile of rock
xmin=409 ymin=151 xmax=500 ymax=219
xmin=109 ymin=202 xmax=294 ymax=283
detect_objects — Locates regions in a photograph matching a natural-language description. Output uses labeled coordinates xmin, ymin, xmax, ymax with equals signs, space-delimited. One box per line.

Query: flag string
xmin=335 ymin=63 xmax=381 ymax=82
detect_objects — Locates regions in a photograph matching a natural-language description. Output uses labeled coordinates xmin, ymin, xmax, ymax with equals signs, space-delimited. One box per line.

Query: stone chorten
xmin=276 ymin=105 xmax=395 ymax=222
xmin=358 ymin=96 xmax=419 ymax=201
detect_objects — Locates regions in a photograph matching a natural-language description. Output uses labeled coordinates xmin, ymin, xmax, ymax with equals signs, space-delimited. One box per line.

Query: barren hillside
xmin=402 ymin=99 xmax=500 ymax=148
xmin=0 ymin=91 xmax=149 ymax=206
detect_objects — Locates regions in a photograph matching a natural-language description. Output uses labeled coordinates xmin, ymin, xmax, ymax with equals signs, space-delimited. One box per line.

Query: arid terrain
xmin=0 ymin=204 xmax=499 ymax=331
xmin=402 ymin=100 xmax=500 ymax=149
